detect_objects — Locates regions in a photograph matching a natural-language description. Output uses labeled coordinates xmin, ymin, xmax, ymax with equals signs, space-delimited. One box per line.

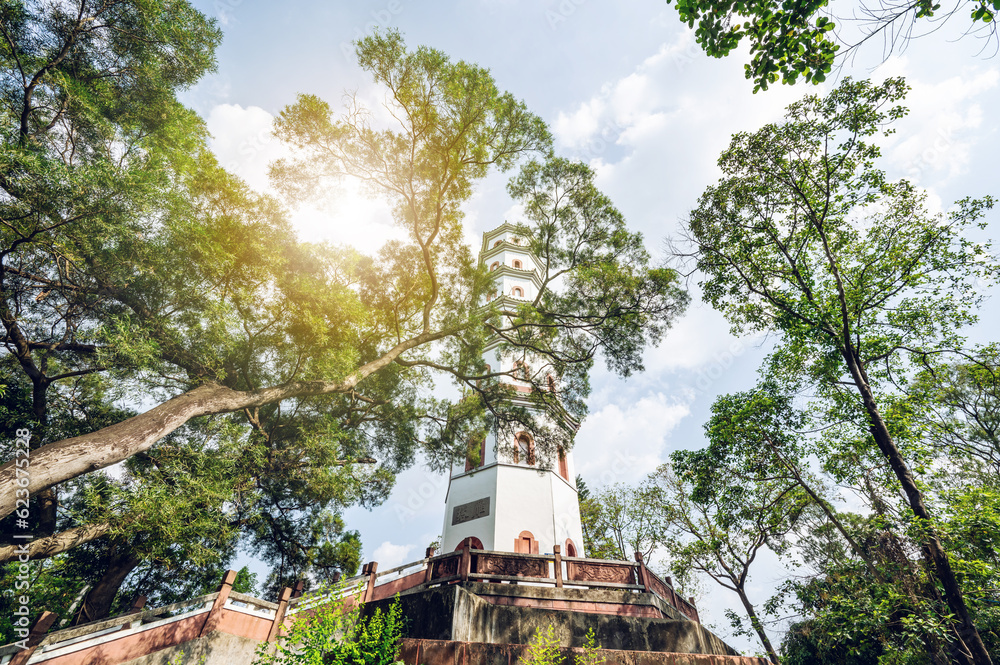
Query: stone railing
xmin=0 ymin=549 xmax=698 ymax=664
xmin=292 ymin=546 xmax=698 ymax=623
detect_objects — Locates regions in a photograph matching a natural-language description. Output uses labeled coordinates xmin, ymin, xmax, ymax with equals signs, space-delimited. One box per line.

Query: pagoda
xmin=440 ymin=223 xmax=585 ymax=557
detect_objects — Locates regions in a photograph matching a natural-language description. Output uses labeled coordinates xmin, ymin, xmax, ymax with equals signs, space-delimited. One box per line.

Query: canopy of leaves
xmin=0 ymin=16 xmax=687 ymax=637
xmin=664 ymin=0 xmax=999 ymax=91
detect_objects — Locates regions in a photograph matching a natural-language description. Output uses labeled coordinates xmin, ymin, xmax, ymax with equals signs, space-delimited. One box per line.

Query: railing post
xmin=459 ymin=545 xmax=471 ymax=583
xmin=200 ymin=569 xmax=237 ymax=637
xmin=9 ymin=611 xmax=57 ymax=665
xmin=634 ymin=551 xmax=650 ymax=593
xmin=688 ymin=596 xmax=700 ymax=623
xmin=128 ymin=596 xmax=147 ymax=614
xmin=664 ymin=575 xmax=679 ymax=610
xmin=362 ymin=562 xmax=379 ymax=603
xmin=424 ymin=548 xmax=436 ymax=585
xmin=268 ymin=587 xmax=293 ymax=642
xmin=291 ymin=579 xmax=305 ymax=599
xmin=552 ymin=545 xmax=563 ymax=588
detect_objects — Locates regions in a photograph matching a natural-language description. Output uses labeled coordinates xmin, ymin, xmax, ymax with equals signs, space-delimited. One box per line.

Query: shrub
xmin=254 ymin=584 xmax=404 ymax=665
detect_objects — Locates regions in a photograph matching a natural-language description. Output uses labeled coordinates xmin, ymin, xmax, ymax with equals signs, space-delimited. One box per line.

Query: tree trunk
xmin=0 ymin=326 xmax=458 ymax=521
xmin=844 ymin=351 xmax=993 ymax=665
xmin=73 ymin=549 xmax=140 ymax=625
xmin=0 ymin=523 xmax=111 ymax=563
xmin=735 ymin=586 xmax=779 ymax=664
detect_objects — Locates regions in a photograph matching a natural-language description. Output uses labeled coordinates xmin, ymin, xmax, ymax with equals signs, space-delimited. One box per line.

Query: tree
xmin=908 ymin=345 xmax=1000 ymax=479
xmin=704 ymin=380 xmax=975 ymax=663
xmin=663 ymin=0 xmax=999 ymax=91
xmin=576 ymin=476 xmax=620 ymax=560
xmin=576 ymin=480 xmax=665 ymax=562
xmin=253 ymin=588 xmax=404 ymax=665
xmin=1 ymin=0 xmax=222 ymax=538
xmin=651 ymin=424 xmax=812 ymax=663
xmin=1 ymin=23 xmax=685 ymax=584
xmin=677 ymin=76 xmax=996 ymax=664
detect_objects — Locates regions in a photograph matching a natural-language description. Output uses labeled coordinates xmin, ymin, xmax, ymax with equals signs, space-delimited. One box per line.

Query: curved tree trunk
xmin=73 ymin=549 xmax=140 ymax=625
xmin=0 ymin=326 xmax=459 ymax=521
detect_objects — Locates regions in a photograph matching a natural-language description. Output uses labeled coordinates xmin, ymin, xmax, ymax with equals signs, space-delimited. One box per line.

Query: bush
xmin=254 ymin=585 xmax=404 ymax=665
xmin=519 ymin=625 xmax=604 ymax=665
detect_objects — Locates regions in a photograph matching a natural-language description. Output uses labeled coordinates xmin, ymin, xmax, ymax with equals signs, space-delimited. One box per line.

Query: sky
xmin=179 ymin=0 xmax=1000 ymax=654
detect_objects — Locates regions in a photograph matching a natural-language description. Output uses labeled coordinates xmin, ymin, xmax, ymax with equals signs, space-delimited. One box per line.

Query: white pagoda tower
xmin=440 ymin=223 xmax=586 ymax=557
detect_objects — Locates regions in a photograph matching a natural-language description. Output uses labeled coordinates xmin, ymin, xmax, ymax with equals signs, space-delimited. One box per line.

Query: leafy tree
xmin=663 ymin=0 xmax=999 ymax=91
xmin=708 ymin=381 xmax=977 ymax=662
xmin=677 ymin=75 xmax=996 ymax=664
xmin=1 ymin=21 xmax=685 ymax=620
xmin=1 ymin=0 xmax=222 ymax=539
xmin=651 ymin=434 xmax=811 ymax=663
xmin=575 ymin=480 xmax=664 ymax=562
xmin=779 ymin=485 xmax=1000 ymax=663
xmin=254 ymin=588 xmax=404 ymax=665
xmin=908 ymin=345 xmax=1000 ymax=480
xmin=576 ymin=476 xmax=620 ymax=560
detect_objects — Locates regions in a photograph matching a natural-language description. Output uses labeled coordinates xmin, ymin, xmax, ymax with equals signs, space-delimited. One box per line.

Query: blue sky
xmin=179 ymin=0 xmax=1000 ymax=653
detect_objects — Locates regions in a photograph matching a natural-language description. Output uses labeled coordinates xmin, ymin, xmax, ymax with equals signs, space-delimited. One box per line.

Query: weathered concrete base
xmin=365 ymin=583 xmax=739 ymax=656
xmin=398 ymin=639 xmax=769 ymax=665
xmin=118 ymin=631 xmax=262 ymax=665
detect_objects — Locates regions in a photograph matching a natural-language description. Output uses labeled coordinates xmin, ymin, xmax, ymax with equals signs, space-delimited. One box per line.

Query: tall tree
xmin=0 ymin=0 xmax=222 ymax=537
xmin=650 ymin=453 xmax=810 ymax=664
xmin=1 ymin=25 xmax=685 ymax=584
xmin=677 ymin=76 xmax=995 ymax=664
xmin=576 ymin=476 xmax=620 ymax=560
xmin=702 ymin=380 xmax=972 ymax=663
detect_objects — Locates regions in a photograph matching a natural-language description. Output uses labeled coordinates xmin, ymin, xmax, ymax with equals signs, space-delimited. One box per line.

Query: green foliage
xmin=233 ymin=566 xmax=259 ymax=595
xmin=667 ymin=0 xmax=839 ymax=90
xmin=577 ymin=628 xmax=605 ymax=665
xmin=651 ymin=449 xmax=808 ymax=663
xmin=574 ymin=478 xmax=664 ymax=562
xmin=663 ymin=0 xmax=998 ymax=91
xmin=1 ymin=18 xmax=685 ymax=642
xmin=255 ymin=590 xmax=404 ymax=665
xmin=576 ymin=477 xmax=620 ymax=560
xmin=681 ymin=75 xmax=998 ymax=663
xmin=520 ymin=624 xmax=564 ymax=665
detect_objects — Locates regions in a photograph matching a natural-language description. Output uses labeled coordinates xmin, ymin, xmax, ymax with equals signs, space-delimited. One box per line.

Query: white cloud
xmin=371 ymin=541 xmax=417 ymax=570
xmin=646 ymin=299 xmax=761 ymax=373
xmin=553 ymin=96 xmax=607 ymax=148
xmin=207 ymin=103 xmax=283 ymax=192
xmin=573 ymin=392 xmax=690 ymax=485
xmin=880 ymin=63 xmax=1000 ymax=186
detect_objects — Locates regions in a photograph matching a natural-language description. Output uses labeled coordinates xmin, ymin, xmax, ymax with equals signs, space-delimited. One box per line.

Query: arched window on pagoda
xmin=455 ymin=536 xmax=484 ymax=551
xmin=489 ymin=261 xmax=499 ymax=271
xmin=512 ymin=259 xmax=522 ymax=269
xmin=547 ymin=374 xmax=556 ymax=392
xmin=514 ymin=432 xmax=534 ymax=465
xmin=493 ymin=240 xmax=502 ymax=248
xmin=558 ymin=447 xmax=569 ymax=480
xmin=564 ymin=539 xmax=578 ymax=557
xmin=515 ymin=530 xmax=538 ymax=554
xmin=511 ymin=237 xmax=521 ymax=245
xmin=511 ymin=286 xmax=523 ymax=298
xmin=513 ymin=360 xmax=529 ymax=380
